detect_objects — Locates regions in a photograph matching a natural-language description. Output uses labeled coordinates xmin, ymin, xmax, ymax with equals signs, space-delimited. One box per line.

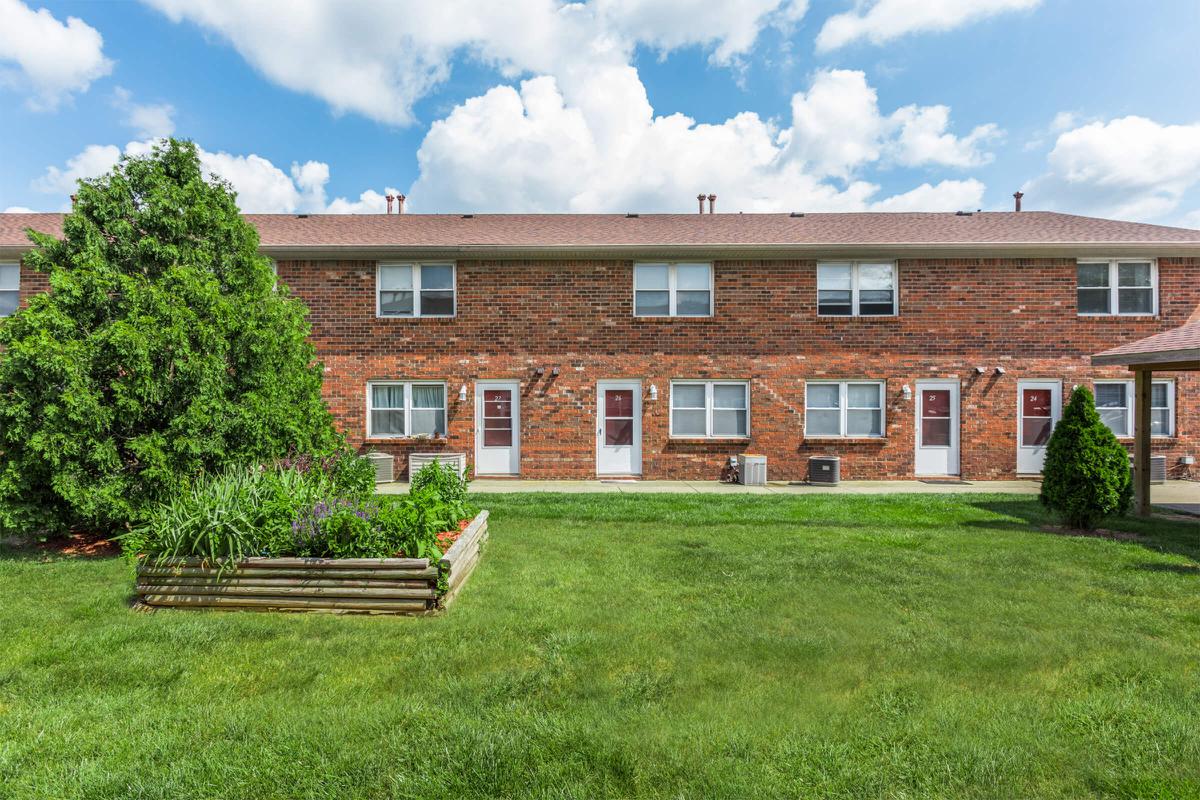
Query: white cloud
xmin=1049 ymin=111 xmax=1079 ymax=133
xmin=32 ymin=144 xmax=122 ymax=195
xmin=3 ymin=206 xmax=35 ymax=213
xmin=889 ymin=105 xmax=1000 ymax=168
xmin=1023 ymin=116 xmax=1200 ymax=221
xmin=31 ymin=139 xmax=392 ymax=214
xmin=816 ymin=0 xmax=1041 ymax=52
xmin=783 ymin=69 xmax=886 ymax=179
xmin=112 ymin=87 xmax=176 ymax=139
xmin=594 ymin=0 xmax=808 ymax=65
xmin=411 ymin=69 xmax=989 ymax=213
xmin=140 ymin=0 xmax=807 ymax=126
xmin=0 ymin=0 xmax=113 ymax=110
xmin=126 ymin=2 xmax=997 ymax=216
xmin=868 ymin=179 xmax=985 ymax=212
xmin=326 ymin=187 xmax=403 ymax=214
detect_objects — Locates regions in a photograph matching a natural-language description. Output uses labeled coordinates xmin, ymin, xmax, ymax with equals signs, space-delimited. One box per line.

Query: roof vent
xmin=790 ymin=212 xmax=805 ymax=218
xmin=297 ymin=214 xmax=309 ymax=219
xmin=461 ymin=214 xmax=474 ymax=219
xmin=955 ymin=210 xmax=973 ymax=217
xmin=626 ymin=212 xmax=639 ymax=218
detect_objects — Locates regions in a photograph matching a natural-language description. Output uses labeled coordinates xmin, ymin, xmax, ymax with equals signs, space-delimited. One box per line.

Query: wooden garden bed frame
xmin=135 ymin=510 xmax=489 ymax=616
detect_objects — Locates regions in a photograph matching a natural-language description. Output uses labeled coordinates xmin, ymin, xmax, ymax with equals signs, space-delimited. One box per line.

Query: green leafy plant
xmin=120 ymin=467 xmax=278 ymax=570
xmin=0 ymin=139 xmax=341 ymax=535
xmin=124 ymin=454 xmax=472 ymax=568
xmin=409 ymin=460 xmax=471 ymax=521
xmin=1040 ymin=386 xmax=1132 ymax=530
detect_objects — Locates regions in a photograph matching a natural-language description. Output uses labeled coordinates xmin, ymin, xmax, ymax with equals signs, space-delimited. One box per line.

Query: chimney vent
xmin=697 ymin=194 xmax=706 ymax=214
xmin=1013 ymin=191 xmax=1024 ymax=212
xmin=396 ymin=194 xmax=406 ymax=214
xmin=707 ymin=193 xmax=716 ymax=214
xmin=385 ymin=194 xmax=394 ymax=214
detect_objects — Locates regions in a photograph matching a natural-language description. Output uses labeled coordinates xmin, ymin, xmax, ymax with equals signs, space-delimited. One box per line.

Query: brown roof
xmin=1092 ymin=321 xmax=1200 ymax=368
xmin=3 ymin=211 xmax=1200 ymax=256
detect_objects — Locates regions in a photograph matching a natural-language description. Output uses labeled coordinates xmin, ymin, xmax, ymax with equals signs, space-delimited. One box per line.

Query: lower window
xmin=0 ymin=263 xmax=18 ymax=316
xmin=670 ymin=381 xmax=748 ymax=438
xmin=367 ymin=382 xmax=447 ymax=438
xmin=1095 ymin=380 xmax=1174 ymax=438
xmin=805 ymin=381 xmax=885 ymax=437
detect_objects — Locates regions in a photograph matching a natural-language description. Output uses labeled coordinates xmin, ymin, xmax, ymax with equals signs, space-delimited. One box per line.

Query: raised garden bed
xmin=135 ymin=510 xmax=489 ymax=616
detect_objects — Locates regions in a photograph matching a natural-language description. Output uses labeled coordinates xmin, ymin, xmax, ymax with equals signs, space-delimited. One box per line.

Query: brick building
xmin=2 ymin=210 xmax=1197 ymax=481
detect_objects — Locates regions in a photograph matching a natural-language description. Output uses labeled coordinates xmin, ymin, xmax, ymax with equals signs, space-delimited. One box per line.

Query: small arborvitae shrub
xmin=0 ymin=139 xmax=341 ymax=535
xmin=1040 ymin=385 xmax=1132 ymax=530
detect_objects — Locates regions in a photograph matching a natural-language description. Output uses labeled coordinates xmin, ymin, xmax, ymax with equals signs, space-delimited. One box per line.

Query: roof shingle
xmin=1091 ymin=321 xmax=1200 ymax=367
xmin=2 ymin=210 xmax=1199 ymax=252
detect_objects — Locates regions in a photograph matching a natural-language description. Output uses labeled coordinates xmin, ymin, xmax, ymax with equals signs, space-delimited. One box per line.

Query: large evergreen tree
xmin=0 ymin=139 xmax=340 ymax=533
xmin=1039 ymin=386 xmax=1132 ymax=530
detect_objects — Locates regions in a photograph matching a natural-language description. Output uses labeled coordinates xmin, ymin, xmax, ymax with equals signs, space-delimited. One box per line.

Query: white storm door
xmin=1017 ymin=380 xmax=1062 ymax=474
xmin=596 ymin=381 xmax=641 ymax=475
xmin=915 ymin=382 xmax=960 ymax=476
xmin=474 ymin=382 xmax=519 ymax=475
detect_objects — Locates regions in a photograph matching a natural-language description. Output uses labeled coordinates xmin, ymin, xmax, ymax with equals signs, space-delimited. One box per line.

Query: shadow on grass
xmin=0 ymin=532 xmax=122 ymax=563
xmin=966 ymin=498 xmax=1200 ymax=563
xmin=1133 ymin=562 xmax=1200 ymax=576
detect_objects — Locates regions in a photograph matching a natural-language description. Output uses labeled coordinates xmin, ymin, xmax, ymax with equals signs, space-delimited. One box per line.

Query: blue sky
xmin=2 ymin=0 xmax=1199 ymax=225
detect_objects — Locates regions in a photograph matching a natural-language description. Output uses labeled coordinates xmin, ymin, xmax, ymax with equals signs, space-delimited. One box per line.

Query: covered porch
xmin=1092 ymin=321 xmax=1200 ymax=516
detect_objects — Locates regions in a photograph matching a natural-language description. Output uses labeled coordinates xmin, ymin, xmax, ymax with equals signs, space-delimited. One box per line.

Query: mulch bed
xmin=435 ymin=518 xmax=471 ymax=552
xmin=1 ymin=531 xmax=122 ymax=559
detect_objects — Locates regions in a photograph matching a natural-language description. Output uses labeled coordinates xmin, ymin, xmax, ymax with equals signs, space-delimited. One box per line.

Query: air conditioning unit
xmin=737 ymin=454 xmax=767 ymax=486
xmin=364 ymin=452 xmax=394 ymax=483
xmin=408 ymin=452 xmax=468 ymax=480
xmin=809 ymin=455 xmax=841 ymax=485
xmin=1129 ymin=455 xmax=1167 ymax=485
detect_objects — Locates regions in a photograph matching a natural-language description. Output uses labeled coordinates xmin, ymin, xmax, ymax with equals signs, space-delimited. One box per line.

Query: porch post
xmin=1133 ymin=368 xmax=1152 ymax=517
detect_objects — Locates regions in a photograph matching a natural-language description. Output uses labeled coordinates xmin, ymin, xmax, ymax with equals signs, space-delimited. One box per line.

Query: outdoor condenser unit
xmin=737 ymin=454 xmax=767 ymax=486
xmin=809 ymin=455 xmax=841 ymax=485
xmin=365 ymin=452 xmax=395 ymax=483
xmin=1129 ymin=454 xmax=1167 ymax=485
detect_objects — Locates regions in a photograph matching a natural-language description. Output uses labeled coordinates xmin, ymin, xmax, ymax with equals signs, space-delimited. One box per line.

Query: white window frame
xmin=816 ymin=261 xmax=898 ymax=317
xmin=366 ymin=381 xmax=448 ymax=439
xmin=0 ymin=262 xmax=19 ymax=318
xmin=1076 ymin=258 xmax=1158 ymax=317
xmin=804 ymin=380 xmax=887 ymax=438
xmin=1094 ymin=379 xmax=1175 ymax=438
xmin=633 ymin=262 xmax=714 ymax=318
xmin=668 ymin=380 xmax=750 ymax=439
xmin=376 ymin=262 xmax=457 ymax=318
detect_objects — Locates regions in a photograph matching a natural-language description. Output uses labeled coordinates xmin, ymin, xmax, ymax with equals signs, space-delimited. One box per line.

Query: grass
xmin=1 ymin=493 xmax=1198 ymax=799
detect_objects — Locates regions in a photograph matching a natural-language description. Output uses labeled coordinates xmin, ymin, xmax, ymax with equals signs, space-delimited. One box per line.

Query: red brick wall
xmin=274 ymin=256 xmax=1200 ymax=481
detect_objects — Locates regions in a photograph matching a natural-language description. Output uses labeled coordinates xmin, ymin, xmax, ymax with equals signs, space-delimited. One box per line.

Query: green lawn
xmin=1 ymin=494 xmax=1198 ymax=799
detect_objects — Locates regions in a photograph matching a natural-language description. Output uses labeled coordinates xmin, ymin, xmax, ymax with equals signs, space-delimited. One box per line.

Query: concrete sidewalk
xmin=377 ymin=478 xmax=1200 ymax=503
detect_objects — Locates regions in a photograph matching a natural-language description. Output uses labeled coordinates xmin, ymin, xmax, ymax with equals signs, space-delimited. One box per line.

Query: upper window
xmin=805 ymin=381 xmax=885 ymax=437
xmin=817 ymin=262 xmax=897 ymax=316
xmin=0 ymin=263 xmax=19 ymax=317
xmin=1095 ymin=380 xmax=1174 ymax=437
xmin=634 ymin=262 xmax=712 ymax=317
xmin=367 ymin=382 xmax=447 ymax=438
xmin=1077 ymin=260 xmax=1156 ymax=316
xmin=670 ymin=381 xmax=749 ymax=438
xmin=377 ymin=263 xmax=456 ymax=317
